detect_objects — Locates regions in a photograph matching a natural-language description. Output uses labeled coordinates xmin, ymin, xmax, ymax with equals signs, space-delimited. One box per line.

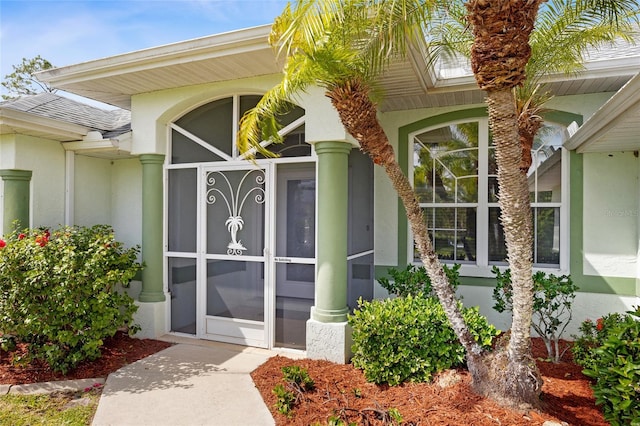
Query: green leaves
xmin=578 ymin=308 xmax=640 ymax=426
xmin=1 ymin=56 xmax=56 ymax=100
xmin=349 ymin=294 xmax=498 ymax=385
xmin=492 ymin=266 xmax=577 ymax=362
xmin=0 ymin=225 xmax=141 ymax=373
xmin=378 ymin=263 xmax=460 ymax=298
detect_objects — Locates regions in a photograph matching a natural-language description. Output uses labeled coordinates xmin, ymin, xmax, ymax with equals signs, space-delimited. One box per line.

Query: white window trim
xmin=408 ymin=117 xmax=569 ymax=278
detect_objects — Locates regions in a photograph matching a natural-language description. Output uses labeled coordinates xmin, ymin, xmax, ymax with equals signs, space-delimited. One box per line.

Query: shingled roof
xmin=0 ymin=92 xmax=131 ymax=137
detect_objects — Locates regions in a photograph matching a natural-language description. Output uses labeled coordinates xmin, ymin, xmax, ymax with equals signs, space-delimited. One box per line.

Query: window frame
xmin=407 ymin=116 xmax=570 ymax=278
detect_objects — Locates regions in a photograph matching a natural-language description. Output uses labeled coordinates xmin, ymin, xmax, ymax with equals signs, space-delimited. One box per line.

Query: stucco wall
xmin=14 ymin=134 xmax=66 ymax=229
xmin=583 ymin=152 xmax=639 ymax=279
xmin=110 ymin=158 xmax=142 ymax=250
xmin=74 ymin=155 xmax=112 ymax=226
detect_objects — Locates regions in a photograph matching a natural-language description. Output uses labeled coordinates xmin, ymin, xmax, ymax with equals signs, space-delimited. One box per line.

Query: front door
xmin=202 ymin=164 xmax=269 ymax=347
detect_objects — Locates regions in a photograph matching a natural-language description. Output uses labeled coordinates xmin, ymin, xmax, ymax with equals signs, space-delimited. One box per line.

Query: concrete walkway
xmin=92 ymin=336 xmax=303 ymax=426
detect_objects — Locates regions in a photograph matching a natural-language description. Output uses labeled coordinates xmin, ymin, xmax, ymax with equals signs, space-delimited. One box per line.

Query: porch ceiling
xmin=36 ymin=25 xmax=640 ymax=113
xmin=565 ymin=73 xmax=640 ymax=154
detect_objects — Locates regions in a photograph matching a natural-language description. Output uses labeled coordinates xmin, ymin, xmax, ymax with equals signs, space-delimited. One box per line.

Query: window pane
xmin=171 ymin=129 xmax=220 ymax=163
xmin=175 ymin=97 xmax=233 ymax=157
xmin=528 ymin=124 xmax=564 ymax=203
xmin=488 ymin=147 xmax=499 ymax=203
xmin=535 ymin=207 xmax=560 ymax=266
xmin=420 ymin=207 xmax=476 ymax=262
xmin=488 ymin=207 xmax=507 ymax=263
xmin=414 ymin=122 xmax=479 ymax=203
xmin=169 ymin=257 xmax=196 ymax=334
xmin=168 ymin=168 xmax=197 ymax=252
xmin=206 ymin=260 xmax=264 ymax=321
xmin=206 ymin=169 xmax=265 ymax=256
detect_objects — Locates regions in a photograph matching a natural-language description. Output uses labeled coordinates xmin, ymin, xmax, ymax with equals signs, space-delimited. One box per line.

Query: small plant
xmin=272 ymin=365 xmax=315 ymax=417
xmin=581 ymin=307 xmax=640 ymax=426
xmin=273 ymin=384 xmax=297 ymax=417
xmin=0 ymin=225 xmax=141 ymax=373
xmin=378 ymin=263 xmax=460 ymax=298
xmin=572 ymin=313 xmax=624 ymax=371
xmin=349 ymin=294 xmax=498 ymax=385
xmin=492 ymin=267 xmax=578 ymax=362
xmin=282 ymin=365 xmax=315 ymax=391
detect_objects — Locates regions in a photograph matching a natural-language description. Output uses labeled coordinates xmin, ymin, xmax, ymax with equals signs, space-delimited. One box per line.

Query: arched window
xmin=411 ymin=118 xmax=567 ymax=270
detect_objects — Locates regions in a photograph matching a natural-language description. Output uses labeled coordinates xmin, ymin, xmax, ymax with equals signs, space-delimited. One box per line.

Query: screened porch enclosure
xmin=165 ymin=95 xmax=373 ymax=350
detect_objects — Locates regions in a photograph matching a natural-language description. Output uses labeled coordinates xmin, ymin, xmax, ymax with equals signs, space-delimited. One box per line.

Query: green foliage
xmin=581 ymin=308 xmax=640 ymax=426
xmin=273 ymin=384 xmax=297 ymax=417
xmin=572 ymin=313 xmax=624 ymax=371
xmin=378 ymin=263 xmax=460 ymax=298
xmin=349 ymin=294 xmax=499 ymax=385
xmin=0 ymin=225 xmax=141 ymax=373
xmin=1 ymin=55 xmax=56 ymax=100
xmin=281 ymin=365 xmax=315 ymax=391
xmin=273 ymin=365 xmax=315 ymax=417
xmin=492 ymin=266 xmax=578 ymax=362
xmin=0 ymin=389 xmax=100 ymax=426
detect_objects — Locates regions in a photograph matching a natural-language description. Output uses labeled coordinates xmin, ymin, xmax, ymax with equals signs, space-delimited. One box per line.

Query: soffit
xmin=565 ymin=73 xmax=640 ymax=153
xmin=36 ymin=26 xmax=284 ymax=110
xmin=36 ymin=25 xmax=639 ymax=112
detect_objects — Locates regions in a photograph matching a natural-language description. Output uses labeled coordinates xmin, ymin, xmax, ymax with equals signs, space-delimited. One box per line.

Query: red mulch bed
xmin=251 ymin=338 xmax=607 ymax=425
xmin=1 ymin=333 xmax=606 ymax=425
xmin=0 ymin=331 xmax=172 ymax=385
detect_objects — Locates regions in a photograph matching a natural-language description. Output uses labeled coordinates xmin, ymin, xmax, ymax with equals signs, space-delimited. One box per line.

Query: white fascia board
xmin=62 ymin=131 xmax=133 ymax=154
xmin=0 ymin=108 xmax=89 ymax=139
xmin=35 ymin=25 xmax=273 ymax=86
xmin=564 ymin=72 xmax=640 ymax=152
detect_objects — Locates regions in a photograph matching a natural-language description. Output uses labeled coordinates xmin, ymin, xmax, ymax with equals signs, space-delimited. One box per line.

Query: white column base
xmin=306 ymin=318 xmax=352 ymax=364
xmin=133 ymin=300 xmax=168 ymax=339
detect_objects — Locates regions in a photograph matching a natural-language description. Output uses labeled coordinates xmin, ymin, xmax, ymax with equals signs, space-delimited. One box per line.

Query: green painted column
xmin=0 ymin=169 xmax=32 ymax=233
xmin=138 ymin=154 xmax=166 ymax=303
xmin=312 ymin=141 xmax=351 ymax=323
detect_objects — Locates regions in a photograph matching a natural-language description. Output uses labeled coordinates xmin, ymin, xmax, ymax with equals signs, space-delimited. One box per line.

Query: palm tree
xmin=238 ymin=0 xmax=483 ymax=362
xmin=238 ymin=0 xmax=637 ymax=409
xmin=427 ymin=0 xmax=639 ymax=171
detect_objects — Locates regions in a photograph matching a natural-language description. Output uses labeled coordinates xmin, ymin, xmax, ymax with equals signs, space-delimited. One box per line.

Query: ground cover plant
xmin=0 ymin=388 xmax=101 ymax=426
xmin=493 ymin=267 xmax=578 ymax=362
xmin=574 ymin=308 xmax=640 ymax=426
xmin=0 ymin=225 xmax=141 ymax=373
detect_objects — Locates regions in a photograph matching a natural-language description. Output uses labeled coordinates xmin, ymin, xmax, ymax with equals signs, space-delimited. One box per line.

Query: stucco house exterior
xmin=1 ymin=24 xmax=638 ymax=362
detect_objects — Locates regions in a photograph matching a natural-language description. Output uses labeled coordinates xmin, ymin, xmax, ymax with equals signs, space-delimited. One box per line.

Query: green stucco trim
xmin=0 ymin=169 xmax=32 ymax=233
xmin=392 ymin=108 xmax=635 ymax=295
xmin=312 ymin=141 xmax=351 ymax=323
xmin=568 ymin=152 xmax=636 ymax=296
xmin=138 ymin=154 xmax=166 ymax=303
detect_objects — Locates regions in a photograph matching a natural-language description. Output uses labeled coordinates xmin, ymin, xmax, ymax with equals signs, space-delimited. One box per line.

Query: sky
xmin=0 ymin=0 xmax=289 ymax=101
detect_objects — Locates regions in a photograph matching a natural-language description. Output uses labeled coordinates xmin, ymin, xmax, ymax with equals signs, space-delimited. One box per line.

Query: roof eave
xmin=564 ymin=72 xmax=640 ymax=152
xmin=35 ymin=25 xmax=273 ymax=89
xmin=0 ymin=108 xmax=90 ymax=140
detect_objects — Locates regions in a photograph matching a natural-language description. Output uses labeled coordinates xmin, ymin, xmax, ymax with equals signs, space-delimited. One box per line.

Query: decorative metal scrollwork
xmin=206 ymin=169 xmax=265 ymax=255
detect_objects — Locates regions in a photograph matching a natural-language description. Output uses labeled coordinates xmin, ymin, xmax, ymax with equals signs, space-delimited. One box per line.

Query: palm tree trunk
xmin=484 ymin=88 xmax=542 ymax=406
xmin=326 ymin=79 xmax=484 ymax=357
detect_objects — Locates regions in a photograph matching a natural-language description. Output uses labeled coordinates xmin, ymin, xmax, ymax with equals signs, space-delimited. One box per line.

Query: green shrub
xmin=377 ymin=263 xmax=460 ymax=298
xmin=0 ymin=225 xmax=141 ymax=373
xmin=492 ymin=267 xmax=578 ymax=362
xmin=572 ymin=313 xmax=624 ymax=371
xmin=349 ymin=294 xmax=498 ymax=385
xmin=581 ymin=307 xmax=640 ymax=426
